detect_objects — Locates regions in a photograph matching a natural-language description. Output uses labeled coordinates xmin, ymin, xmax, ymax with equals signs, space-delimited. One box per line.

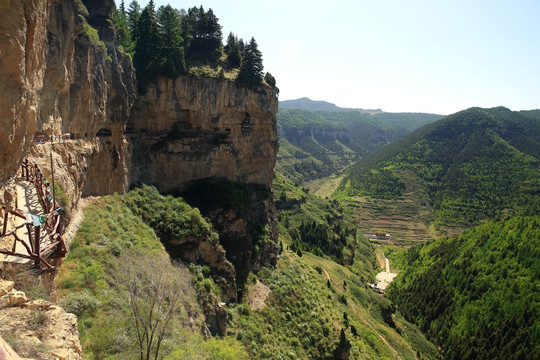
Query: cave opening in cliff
xmin=96 ymin=128 xmax=112 ymax=137
xmin=241 ymin=113 xmax=252 ymax=135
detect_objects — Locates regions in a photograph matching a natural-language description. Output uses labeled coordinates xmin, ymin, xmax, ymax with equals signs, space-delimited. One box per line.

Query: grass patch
xmin=82 ymin=23 xmax=107 ymax=54
xmin=56 ymin=191 xmax=246 ymax=358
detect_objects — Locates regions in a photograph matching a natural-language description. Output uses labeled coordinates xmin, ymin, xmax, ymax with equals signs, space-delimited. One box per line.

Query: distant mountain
xmin=279 ymin=97 xmax=345 ymax=112
xmin=276 ymin=107 xmax=442 ymax=183
xmin=338 ymin=107 xmax=540 ymax=227
xmin=279 ymin=97 xmax=383 ymax=113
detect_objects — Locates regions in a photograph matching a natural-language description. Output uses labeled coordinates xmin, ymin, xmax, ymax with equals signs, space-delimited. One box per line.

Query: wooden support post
xmin=34 ymin=225 xmax=41 ymax=266
xmin=27 ymin=224 xmax=34 ymax=253
xmin=2 ymin=211 xmax=8 ymax=236
xmin=50 ymin=153 xmax=56 ymax=210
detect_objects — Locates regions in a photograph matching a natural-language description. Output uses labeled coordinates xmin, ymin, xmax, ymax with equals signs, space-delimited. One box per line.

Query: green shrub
xmin=54 ymin=183 xmax=71 ymax=209
xmin=74 ymin=0 xmax=89 ymax=18
xmin=61 ymin=290 xmax=100 ymax=317
xmin=83 ymin=23 xmax=107 ymax=54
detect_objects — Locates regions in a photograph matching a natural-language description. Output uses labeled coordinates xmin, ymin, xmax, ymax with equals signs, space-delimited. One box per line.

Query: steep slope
xmin=338 ymin=107 xmax=540 ymax=234
xmin=273 ymin=173 xmax=374 ymax=278
xmin=387 ymin=215 xmax=540 ymax=360
xmin=230 ymin=251 xmax=439 ymax=360
xmin=55 ymin=192 xmax=248 ymax=358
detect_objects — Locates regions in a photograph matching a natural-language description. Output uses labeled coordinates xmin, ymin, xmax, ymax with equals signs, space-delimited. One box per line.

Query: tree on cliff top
xmin=225 ymin=32 xmax=242 ymax=67
xmin=114 ymin=7 xmax=133 ymax=54
xmin=183 ymin=6 xmax=223 ymax=64
xmin=236 ymin=37 xmax=264 ymax=87
xmin=157 ymin=5 xmax=186 ymax=77
xmin=133 ymin=5 xmax=161 ymax=88
xmin=127 ymin=0 xmax=141 ymax=33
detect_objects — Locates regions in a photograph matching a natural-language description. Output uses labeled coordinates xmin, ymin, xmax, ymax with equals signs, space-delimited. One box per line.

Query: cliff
xmin=129 ymin=76 xmax=278 ymax=191
xmin=0 ymin=0 xmax=279 ymax=300
xmin=127 ymin=76 xmax=279 ymax=291
xmin=0 ymin=0 xmax=135 ymax=199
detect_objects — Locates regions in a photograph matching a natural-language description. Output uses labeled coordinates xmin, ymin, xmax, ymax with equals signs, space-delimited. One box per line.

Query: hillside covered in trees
xmin=276 ymin=102 xmax=442 ymax=183
xmin=113 ymin=0 xmax=277 ymax=90
xmin=337 ymin=107 xmax=540 ymax=228
xmin=388 ymin=215 xmax=540 ymax=360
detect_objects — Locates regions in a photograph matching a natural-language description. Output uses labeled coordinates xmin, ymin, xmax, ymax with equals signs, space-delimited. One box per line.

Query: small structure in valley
xmin=368 ymin=255 xmax=397 ymax=294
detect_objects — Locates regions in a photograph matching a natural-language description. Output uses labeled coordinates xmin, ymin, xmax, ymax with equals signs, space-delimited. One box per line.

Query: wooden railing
xmin=0 ymin=159 xmax=67 ymax=269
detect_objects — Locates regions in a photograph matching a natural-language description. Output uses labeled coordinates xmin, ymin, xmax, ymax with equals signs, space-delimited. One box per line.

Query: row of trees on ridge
xmin=113 ymin=1 xmax=276 ymax=90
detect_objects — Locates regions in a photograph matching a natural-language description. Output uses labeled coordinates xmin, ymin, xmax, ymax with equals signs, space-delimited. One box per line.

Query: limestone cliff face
xmin=128 ymin=76 xmax=279 ymax=191
xmin=0 ymin=0 xmax=51 ymax=184
xmin=0 ymin=0 xmax=135 ymax=196
xmin=128 ymin=77 xmax=279 ymax=290
xmin=0 ymin=0 xmax=279 ymax=302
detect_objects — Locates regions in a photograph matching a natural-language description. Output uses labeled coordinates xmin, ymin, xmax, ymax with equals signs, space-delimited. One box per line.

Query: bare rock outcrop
xmin=0 ymin=0 xmax=134 ymax=196
xmin=127 ymin=77 xmax=280 ymax=290
xmin=0 ymin=0 xmax=51 ymax=184
xmin=0 ymin=286 xmax=82 ymax=360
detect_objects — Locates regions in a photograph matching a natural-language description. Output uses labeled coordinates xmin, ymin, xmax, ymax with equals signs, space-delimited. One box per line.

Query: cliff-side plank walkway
xmin=0 ymin=159 xmax=67 ymax=269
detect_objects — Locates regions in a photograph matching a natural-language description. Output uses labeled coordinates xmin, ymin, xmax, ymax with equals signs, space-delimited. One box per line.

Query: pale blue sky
xmin=137 ymin=0 xmax=539 ymax=114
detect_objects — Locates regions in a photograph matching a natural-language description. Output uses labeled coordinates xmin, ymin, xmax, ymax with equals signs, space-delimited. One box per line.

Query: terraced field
xmin=339 ymin=170 xmax=466 ymax=244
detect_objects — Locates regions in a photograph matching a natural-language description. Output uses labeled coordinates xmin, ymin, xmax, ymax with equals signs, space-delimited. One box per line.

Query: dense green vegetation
xmin=49 ymin=186 xmax=440 ymax=359
xmin=276 ymin=107 xmax=441 ymax=183
xmin=388 ymin=215 xmax=540 ymax=360
xmin=113 ymin=0 xmax=276 ymax=90
xmin=274 ymin=173 xmax=375 ymax=280
xmin=56 ymin=190 xmax=246 ymax=359
xmin=229 ymin=252 xmax=437 ymax=360
xmin=338 ymin=107 xmax=540 ymax=226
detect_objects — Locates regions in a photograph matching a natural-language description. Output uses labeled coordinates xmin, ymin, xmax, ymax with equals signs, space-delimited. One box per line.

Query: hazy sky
xmin=139 ymin=0 xmax=539 ymax=114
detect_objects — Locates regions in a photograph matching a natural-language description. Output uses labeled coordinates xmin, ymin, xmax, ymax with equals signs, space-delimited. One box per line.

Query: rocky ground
xmin=0 ymin=279 xmax=81 ymax=360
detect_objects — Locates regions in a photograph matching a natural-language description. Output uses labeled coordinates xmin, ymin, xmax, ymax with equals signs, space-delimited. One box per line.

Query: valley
xmin=0 ymin=1 xmax=538 ymax=360
xmin=274 ymin=104 xmax=540 ymax=360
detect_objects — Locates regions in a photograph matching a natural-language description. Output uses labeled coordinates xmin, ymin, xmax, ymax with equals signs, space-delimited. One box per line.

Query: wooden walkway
xmin=0 ymin=158 xmax=67 ymax=269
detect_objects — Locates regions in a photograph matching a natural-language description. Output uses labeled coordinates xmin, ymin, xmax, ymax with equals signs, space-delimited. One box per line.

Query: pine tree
xmin=225 ymin=32 xmax=241 ymax=67
xmin=114 ymin=6 xmax=133 ymax=54
xmin=184 ymin=6 xmax=223 ymax=63
xmin=236 ymin=37 xmax=263 ymax=87
xmin=224 ymin=32 xmax=235 ymax=53
xmin=147 ymin=0 xmax=155 ymax=12
xmin=264 ymin=72 xmax=277 ymax=88
xmin=127 ymin=1 xmax=141 ymax=33
xmin=157 ymin=4 xmax=185 ymax=77
xmin=133 ymin=5 xmax=161 ymax=89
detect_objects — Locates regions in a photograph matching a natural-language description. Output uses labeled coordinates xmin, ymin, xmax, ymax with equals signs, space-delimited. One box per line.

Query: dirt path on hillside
xmin=322 ymin=267 xmax=330 ymax=282
xmin=319 ymin=261 xmax=403 ymax=359
xmin=375 ymin=250 xmax=386 ymax=270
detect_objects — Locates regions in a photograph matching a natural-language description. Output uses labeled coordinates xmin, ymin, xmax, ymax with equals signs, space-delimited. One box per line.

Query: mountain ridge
xmin=280 ymin=97 xmax=382 ymax=113
xmin=338 ymin=106 xmax=540 ymax=230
